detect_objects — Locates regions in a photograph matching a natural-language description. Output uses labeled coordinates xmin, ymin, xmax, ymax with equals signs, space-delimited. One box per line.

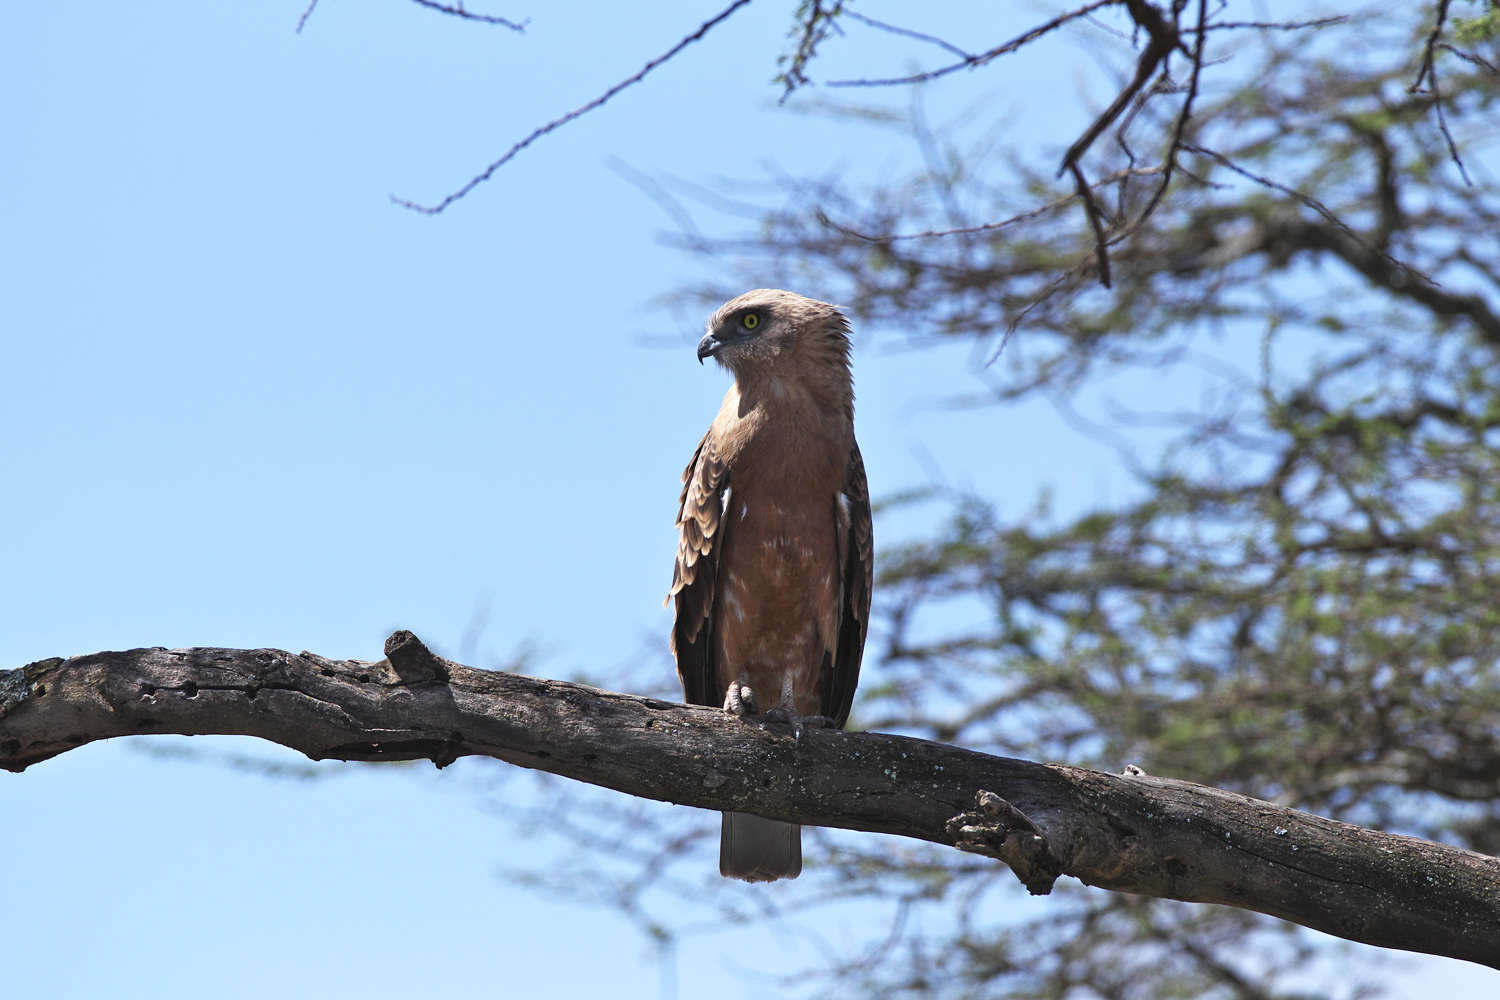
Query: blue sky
xmin=2 ymin=3 xmax=1495 ymax=998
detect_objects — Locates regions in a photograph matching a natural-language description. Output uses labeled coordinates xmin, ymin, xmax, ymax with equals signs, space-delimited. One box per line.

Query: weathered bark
xmin=3 ymin=633 xmax=1497 ymax=968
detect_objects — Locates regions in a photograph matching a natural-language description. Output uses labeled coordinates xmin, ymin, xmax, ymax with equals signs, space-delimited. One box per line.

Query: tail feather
xmin=720 ymin=812 xmax=802 ymax=882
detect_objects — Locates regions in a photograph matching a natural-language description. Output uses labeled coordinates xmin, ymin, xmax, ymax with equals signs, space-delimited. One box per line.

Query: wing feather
xmin=669 ymin=430 xmax=731 ymax=708
xmin=823 ymin=443 xmax=872 ymax=728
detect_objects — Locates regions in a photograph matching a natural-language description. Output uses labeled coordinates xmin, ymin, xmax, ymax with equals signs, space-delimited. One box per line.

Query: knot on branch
xmin=383 ymin=630 xmax=452 ymax=684
xmin=0 ymin=657 xmax=62 ymax=721
xmin=947 ymin=790 xmax=1063 ymax=895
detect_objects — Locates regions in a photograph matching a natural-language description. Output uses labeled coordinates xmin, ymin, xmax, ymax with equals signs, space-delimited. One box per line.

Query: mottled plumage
xmin=668 ymin=289 xmax=872 ymax=882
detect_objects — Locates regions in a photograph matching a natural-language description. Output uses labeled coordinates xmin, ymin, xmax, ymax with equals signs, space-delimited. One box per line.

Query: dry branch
xmin=392 ymin=0 xmax=751 ymax=214
xmin=407 ymin=0 xmax=528 ymax=31
xmin=4 ymin=633 xmax=1498 ymax=968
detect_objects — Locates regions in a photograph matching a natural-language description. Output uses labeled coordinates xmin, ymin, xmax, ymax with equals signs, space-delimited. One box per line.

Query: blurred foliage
xmin=1452 ymin=0 xmax=1500 ymax=44
xmin=515 ymin=3 xmax=1500 ymax=998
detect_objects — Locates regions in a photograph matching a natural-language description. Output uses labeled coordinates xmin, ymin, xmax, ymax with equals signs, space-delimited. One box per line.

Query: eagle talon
xmin=757 ymin=709 xmax=835 ymax=744
xmin=722 ymin=681 xmax=759 ymax=717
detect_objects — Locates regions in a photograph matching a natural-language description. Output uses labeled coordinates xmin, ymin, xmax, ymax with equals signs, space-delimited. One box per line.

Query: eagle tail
xmin=719 ymin=812 xmax=802 ymax=882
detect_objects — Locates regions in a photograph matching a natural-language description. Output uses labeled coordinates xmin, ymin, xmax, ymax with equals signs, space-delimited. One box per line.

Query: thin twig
xmin=1438 ymin=42 xmax=1500 ymax=76
xmin=827 ymin=0 xmax=1120 ymax=88
xmin=407 ymin=0 xmax=528 ymax=31
xmin=1184 ymin=16 xmax=1348 ymax=32
xmin=818 ymin=167 xmax=1164 ymax=242
xmin=1055 ymin=0 xmax=1191 ymax=288
xmin=1431 ymin=84 xmax=1470 ymax=186
xmin=779 ymin=0 xmax=846 ymax=101
xmin=842 ymin=9 xmax=972 ymax=60
xmin=1069 ymin=161 xmax=1113 ymax=288
xmin=1410 ymin=0 xmax=1450 ymax=92
xmin=295 ymin=0 xmax=319 ymax=33
xmin=1133 ymin=0 xmax=1209 ymax=230
xmin=1058 ymin=0 xmax=1185 ymax=178
xmin=1180 ymin=142 xmax=1431 ymax=285
xmin=1181 ymin=144 xmax=1362 ymax=244
xmin=988 ymin=274 xmax=1069 ymax=366
xmin=1113 ymin=71 xmax=1175 ymax=180
xmin=1409 ymin=0 xmax=1471 ymax=185
xmin=1083 ymin=11 xmax=1136 ymax=41
xmin=393 ymin=0 xmax=753 ymax=214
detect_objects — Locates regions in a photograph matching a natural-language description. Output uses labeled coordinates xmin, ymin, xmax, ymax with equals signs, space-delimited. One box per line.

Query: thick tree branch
xmin=3 ymin=634 xmax=1497 ymax=969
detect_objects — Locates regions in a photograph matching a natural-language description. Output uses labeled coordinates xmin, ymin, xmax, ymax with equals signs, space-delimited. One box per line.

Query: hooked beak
xmin=696 ymin=331 xmax=722 ymax=365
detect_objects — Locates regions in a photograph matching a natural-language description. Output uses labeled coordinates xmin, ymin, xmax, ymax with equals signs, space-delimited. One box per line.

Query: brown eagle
xmin=668 ymin=289 xmax=872 ymax=882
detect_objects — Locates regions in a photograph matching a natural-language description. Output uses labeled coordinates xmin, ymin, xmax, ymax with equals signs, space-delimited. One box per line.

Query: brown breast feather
xmin=670 ymin=421 xmax=870 ymax=727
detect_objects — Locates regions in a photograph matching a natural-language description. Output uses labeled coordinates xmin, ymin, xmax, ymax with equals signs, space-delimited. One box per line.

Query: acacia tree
xmin=6 ymin=2 xmax=1500 ymax=997
xmin=483 ymin=2 xmax=1500 ymax=996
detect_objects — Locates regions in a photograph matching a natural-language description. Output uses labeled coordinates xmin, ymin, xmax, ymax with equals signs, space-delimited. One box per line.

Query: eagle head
xmin=696 ymin=289 xmax=851 ymax=379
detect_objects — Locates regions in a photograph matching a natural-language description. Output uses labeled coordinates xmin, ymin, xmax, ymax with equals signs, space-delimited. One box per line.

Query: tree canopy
xmin=486 ymin=2 xmax=1500 ymax=996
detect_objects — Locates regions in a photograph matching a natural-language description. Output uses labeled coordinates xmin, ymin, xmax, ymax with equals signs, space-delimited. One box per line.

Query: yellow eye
xmin=743 ymin=312 xmax=759 ymax=330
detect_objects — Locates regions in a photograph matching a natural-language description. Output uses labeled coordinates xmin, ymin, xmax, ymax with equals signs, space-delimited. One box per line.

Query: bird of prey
xmin=668 ymin=288 xmax=873 ymax=882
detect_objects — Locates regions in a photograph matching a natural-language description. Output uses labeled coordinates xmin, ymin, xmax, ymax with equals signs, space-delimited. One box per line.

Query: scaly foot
xmin=722 ymin=681 xmax=759 ymax=717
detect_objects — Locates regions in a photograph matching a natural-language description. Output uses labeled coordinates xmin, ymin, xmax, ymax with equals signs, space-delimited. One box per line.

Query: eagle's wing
xmin=823 ymin=442 xmax=873 ymax=728
xmin=669 ymin=430 xmax=731 ymax=708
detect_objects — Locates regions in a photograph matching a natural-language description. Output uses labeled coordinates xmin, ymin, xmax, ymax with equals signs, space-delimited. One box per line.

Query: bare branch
xmin=817 ymin=166 xmax=1165 ymax=242
xmin=1409 ymin=0 xmax=1472 ymax=185
xmin=393 ymin=0 xmax=752 ymax=214
xmin=4 ymin=635 xmax=1500 ymax=970
xmin=1411 ymin=0 xmax=1453 ymax=92
xmin=991 ymin=273 xmax=1069 ymax=364
xmin=1052 ymin=0 xmax=1198 ymax=287
xmin=1130 ymin=0 xmax=1209 ymax=233
xmin=301 ymin=1 xmax=528 ymax=36
xmin=1056 ymin=0 xmax=1187 ymax=178
xmin=826 ymin=0 xmax=1120 ymax=88
xmin=1265 ymin=217 xmax=1500 ymax=347
xmin=1180 ymin=142 xmax=1432 ymax=286
xmin=841 ymin=9 xmax=972 ymax=61
xmin=1438 ymin=41 xmax=1500 ymax=76
xmin=1185 ymin=16 xmax=1349 ymax=32
xmin=296 ymin=0 xmax=319 ymax=34
xmin=407 ymin=0 xmax=528 ymax=31
xmin=1068 ymin=159 xmax=1113 ymax=287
